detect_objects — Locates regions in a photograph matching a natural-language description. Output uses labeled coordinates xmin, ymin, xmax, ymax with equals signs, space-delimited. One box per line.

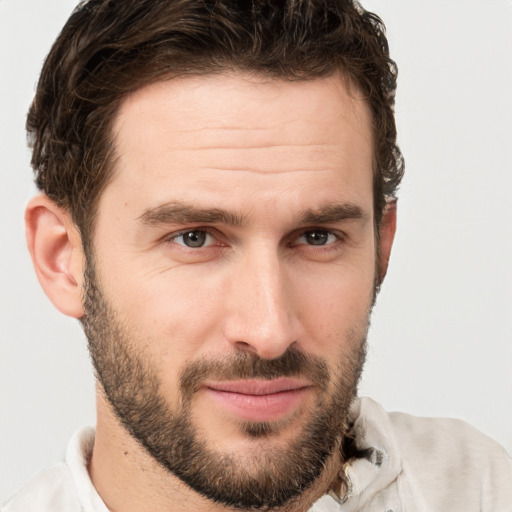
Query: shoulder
xmin=387 ymin=408 xmax=512 ymax=510
xmin=1 ymin=426 xmax=103 ymax=512
xmin=1 ymin=463 xmax=81 ymax=512
xmin=388 ymin=409 xmax=512 ymax=469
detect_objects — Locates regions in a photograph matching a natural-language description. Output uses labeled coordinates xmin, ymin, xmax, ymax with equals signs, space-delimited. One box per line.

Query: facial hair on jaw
xmin=81 ymin=261 xmax=369 ymax=510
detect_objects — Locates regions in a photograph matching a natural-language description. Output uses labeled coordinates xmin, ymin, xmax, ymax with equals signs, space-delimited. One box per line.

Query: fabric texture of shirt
xmin=3 ymin=397 xmax=511 ymax=512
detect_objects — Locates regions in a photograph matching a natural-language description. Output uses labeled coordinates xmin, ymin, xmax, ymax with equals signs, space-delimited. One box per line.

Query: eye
xmin=295 ymin=230 xmax=338 ymax=246
xmin=169 ymin=230 xmax=215 ymax=248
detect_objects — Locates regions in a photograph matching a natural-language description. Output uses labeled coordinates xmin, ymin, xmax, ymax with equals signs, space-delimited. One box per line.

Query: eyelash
xmin=165 ymin=229 xmax=220 ymax=249
xmin=292 ymin=230 xmax=340 ymax=247
xmin=165 ymin=228 xmax=344 ymax=250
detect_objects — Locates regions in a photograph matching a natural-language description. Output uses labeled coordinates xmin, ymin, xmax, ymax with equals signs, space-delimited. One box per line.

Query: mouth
xmin=203 ymin=378 xmax=313 ymax=422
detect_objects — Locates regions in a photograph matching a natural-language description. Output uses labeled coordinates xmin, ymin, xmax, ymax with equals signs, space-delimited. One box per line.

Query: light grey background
xmin=1 ymin=0 xmax=511 ymax=503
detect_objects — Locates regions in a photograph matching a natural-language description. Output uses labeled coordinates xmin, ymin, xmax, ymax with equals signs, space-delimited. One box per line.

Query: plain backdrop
xmin=1 ymin=0 xmax=511 ymax=503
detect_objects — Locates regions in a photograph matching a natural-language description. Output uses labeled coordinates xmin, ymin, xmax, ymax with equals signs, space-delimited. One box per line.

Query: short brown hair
xmin=27 ymin=0 xmax=404 ymax=242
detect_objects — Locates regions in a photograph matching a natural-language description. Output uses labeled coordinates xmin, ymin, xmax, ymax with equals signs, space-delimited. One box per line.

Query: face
xmin=83 ymin=73 xmax=380 ymax=508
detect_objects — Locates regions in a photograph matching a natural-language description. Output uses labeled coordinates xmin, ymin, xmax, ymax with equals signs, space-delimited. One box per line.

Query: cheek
xmin=292 ymin=258 xmax=375 ymax=348
xmin=103 ymin=265 xmax=226 ymax=373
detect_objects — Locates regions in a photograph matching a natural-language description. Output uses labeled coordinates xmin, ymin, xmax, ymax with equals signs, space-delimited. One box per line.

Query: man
xmin=2 ymin=0 xmax=511 ymax=511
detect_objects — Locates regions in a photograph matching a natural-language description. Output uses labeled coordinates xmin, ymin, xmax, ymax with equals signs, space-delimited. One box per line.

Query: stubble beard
xmin=81 ymin=261 xmax=369 ymax=510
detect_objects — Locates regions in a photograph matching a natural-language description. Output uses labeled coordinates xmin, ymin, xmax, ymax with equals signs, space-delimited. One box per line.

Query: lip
xmin=203 ymin=378 xmax=312 ymax=422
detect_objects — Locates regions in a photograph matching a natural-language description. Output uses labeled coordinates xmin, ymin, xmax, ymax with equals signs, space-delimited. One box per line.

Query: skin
xmin=25 ymin=72 xmax=396 ymax=511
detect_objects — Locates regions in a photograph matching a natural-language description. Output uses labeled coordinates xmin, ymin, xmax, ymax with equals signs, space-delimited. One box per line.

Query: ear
xmin=25 ymin=195 xmax=85 ymax=318
xmin=377 ymin=200 xmax=397 ymax=284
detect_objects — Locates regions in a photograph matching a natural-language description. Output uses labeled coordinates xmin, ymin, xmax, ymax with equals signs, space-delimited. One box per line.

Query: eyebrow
xmin=299 ymin=203 xmax=367 ymax=225
xmin=138 ymin=200 xmax=368 ymax=227
xmin=138 ymin=201 xmax=245 ymax=226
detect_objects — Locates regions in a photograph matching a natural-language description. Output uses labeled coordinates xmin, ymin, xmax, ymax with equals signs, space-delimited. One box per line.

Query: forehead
xmin=114 ymin=72 xmax=372 ymax=155
xmin=103 ymin=72 xmax=374 ymax=224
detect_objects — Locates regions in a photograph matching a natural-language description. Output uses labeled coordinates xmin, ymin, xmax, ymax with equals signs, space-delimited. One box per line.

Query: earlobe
xmin=378 ymin=200 xmax=397 ymax=284
xmin=25 ymin=195 xmax=85 ymax=318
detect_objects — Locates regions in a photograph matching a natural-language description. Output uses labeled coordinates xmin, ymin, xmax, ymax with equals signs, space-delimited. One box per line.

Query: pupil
xmin=184 ymin=231 xmax=206 ymax=247
xmin=306 ymin=231 xmax=328 ymax=245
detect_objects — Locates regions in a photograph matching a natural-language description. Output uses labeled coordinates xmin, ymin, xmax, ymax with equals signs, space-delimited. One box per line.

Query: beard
xmin=81 ymin=262 xmax=369 ymax=510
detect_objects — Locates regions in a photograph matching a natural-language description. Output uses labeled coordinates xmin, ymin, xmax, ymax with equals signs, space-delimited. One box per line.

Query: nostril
xmin=234 ymin=341 xmax=256 ymax=351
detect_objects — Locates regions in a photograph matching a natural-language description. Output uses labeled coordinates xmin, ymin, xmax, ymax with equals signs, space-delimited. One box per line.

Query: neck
xmin=89 ymin=390 xmax=342 ymax=512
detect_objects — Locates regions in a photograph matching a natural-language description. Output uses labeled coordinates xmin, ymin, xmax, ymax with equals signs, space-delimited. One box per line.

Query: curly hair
xmin=27 ymin=0 xmax=404 ymax=242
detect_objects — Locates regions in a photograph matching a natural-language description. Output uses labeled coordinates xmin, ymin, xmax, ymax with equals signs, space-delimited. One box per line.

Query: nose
xmin=223 ymin=246 xmax=301 ymax=360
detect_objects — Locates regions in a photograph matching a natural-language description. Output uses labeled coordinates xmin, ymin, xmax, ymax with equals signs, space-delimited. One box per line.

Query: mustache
xmin=180 ymin=346 xmax=330 ymax=399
